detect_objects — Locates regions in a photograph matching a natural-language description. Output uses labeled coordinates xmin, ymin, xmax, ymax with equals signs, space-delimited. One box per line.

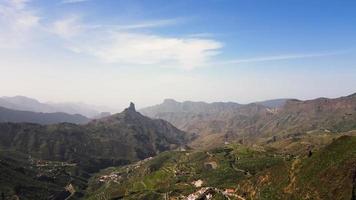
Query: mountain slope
xmin=141 ymin=100 xmax=274 ymax=148
xmin=0 ymin=96 xmax=55 ymax=113
xmin=141 ymin=99 xmax=242 ymax=115
xmin=260 ymin=94 xmax=356 ymax=137
xmin=0 ymin=150 xmax=88 ymax=200
xmin=85 ymin=135 xmax=356 ymax=200
xmin=0 ymin=106 xmax=90 ymax=124
xmin=140 ymin=94 xmax=356 ymax=149
xmin=140 ymin=99 xmax=253 ymax=134
xmin=0 ymin=103 xmax=190 ymax=172
xmin=85 ymin=103 xmax=190 ymax=161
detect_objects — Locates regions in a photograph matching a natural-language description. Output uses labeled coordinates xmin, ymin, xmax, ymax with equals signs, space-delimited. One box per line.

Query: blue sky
xmin=0 ymin=0 xmax=355 ymax=110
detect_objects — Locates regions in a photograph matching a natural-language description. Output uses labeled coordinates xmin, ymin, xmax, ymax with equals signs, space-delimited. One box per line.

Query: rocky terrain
xmin=0 ymin=94 xmax=355 ymax=199
xmin=141 ymin=94 xmax=356 ymax=149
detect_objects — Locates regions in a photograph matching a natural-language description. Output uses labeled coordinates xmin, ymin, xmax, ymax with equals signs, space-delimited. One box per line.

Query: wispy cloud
xmin=0 ymin=0 xmax=40 ymax=48
xmin=212 ymin=51 xmax=347 ymax=66
xmin=49 ymin=16 xmax=222 ymax=70
xmin=109 ymin=18 xmax=183 ymax=30
xmin=81 ymin=33 xmax=222 ymax=70
xmin=0 ymin=1 xmax=220 ymax=70
xmin=61 ymin=0 xmax=89 ymax=4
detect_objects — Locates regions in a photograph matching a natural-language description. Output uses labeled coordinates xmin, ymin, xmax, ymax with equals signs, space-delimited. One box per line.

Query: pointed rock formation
xmin=129 ymin=102 xmax=135 ymax=111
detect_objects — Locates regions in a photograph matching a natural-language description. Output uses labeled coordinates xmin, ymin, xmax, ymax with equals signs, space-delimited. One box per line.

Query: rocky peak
xmin=121 ymin=102 xmax=142 ymax=118
xmin=128 ymin=102 xmax=136 ymax=111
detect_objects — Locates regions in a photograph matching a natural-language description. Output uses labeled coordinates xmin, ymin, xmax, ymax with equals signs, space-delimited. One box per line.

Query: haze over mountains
xmin=0 ymin=96 xmax=114 ymax=124
xmin=1 ymin=0 xmax=355 ymax=198
xmin=0 ymin=96 xmax=111 ymax=118
xmin=0 ymin=95 xmax=288 ymax=125
xmin=0 ymin=106 xmax=90 ymax=124
xmin=0 ymin=93 xmax=355 ymax=199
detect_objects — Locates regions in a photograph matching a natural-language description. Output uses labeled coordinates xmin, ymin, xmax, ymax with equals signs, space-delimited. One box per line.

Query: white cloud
xmin=0 ymin=0 xmax=39 ymax=48
xmin=49 ymin=17 xmax=222 ymax=70
xmin=79 ymin=32 xmax=222 ymax=70
xmin=50 ymin=17 xmax=182 ymax=38
xmin=2 ymin=0 xmax=219 ymax=71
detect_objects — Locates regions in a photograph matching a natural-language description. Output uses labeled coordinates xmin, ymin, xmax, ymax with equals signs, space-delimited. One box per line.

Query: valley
xmin=0 ymin=94 xmax=355 ymax=199
xmin=1 ymin=0 xmax=355 ymax=199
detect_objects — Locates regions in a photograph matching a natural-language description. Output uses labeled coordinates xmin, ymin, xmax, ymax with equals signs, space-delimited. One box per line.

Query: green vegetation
xmin=0 ymin=150 xmax=88 ymax=200
xmin=0 ymin=96 xmax=356 ymax=199
xmin=85 ymin=144 xmax=285 ymax=199
xmin=296 ymin=136 xmax=356 ymax=199
xmin=85 ymin=136 xmax=356 ymax=200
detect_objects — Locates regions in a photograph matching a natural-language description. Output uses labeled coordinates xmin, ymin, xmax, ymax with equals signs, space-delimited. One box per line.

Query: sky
xmin=0 ymin=0 xmax=355 ymax=111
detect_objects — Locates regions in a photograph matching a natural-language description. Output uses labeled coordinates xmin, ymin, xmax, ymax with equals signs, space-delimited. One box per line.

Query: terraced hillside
xmin=85 ymin=135 xmax=356 ymax=200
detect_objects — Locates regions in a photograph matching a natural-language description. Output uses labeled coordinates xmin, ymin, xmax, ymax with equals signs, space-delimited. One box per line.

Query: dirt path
xmin=284 ymin=157 xmax=301 ymax=194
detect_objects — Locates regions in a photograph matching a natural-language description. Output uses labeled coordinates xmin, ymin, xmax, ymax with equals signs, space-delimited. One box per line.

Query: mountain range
xmin=0 ymin=106 xmax=90 ymax=124
xmin=0 ymin=96 xmax=111 ymax=118
xmin=140 ymin=94 xmax=356 ymax=149
xmin=0 ymin=94 xmax=355 ymax=199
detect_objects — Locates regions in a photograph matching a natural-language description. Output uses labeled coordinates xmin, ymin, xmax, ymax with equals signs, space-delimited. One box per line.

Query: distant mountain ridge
xmin=140 ymin=94 xmax=356 ymax=148
xmin=142 ymin=99 xmax=243 ymax=114
xmin=255 ymin=98 xmax=290 ymax=108
xmin=140 ymin=98 xmax=287 ymax=117
xmin=139 ymin=98 xmax=289 ymax=135
xmin=0 ymin=96 xmax=110 ymax=118
xmin=262 ymin=94 xmax=356 ymax=136
xmin=0 ymin=106 xmax=90 ymax=124
xmin=1 ymin=97 xmax=355 ymax=199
